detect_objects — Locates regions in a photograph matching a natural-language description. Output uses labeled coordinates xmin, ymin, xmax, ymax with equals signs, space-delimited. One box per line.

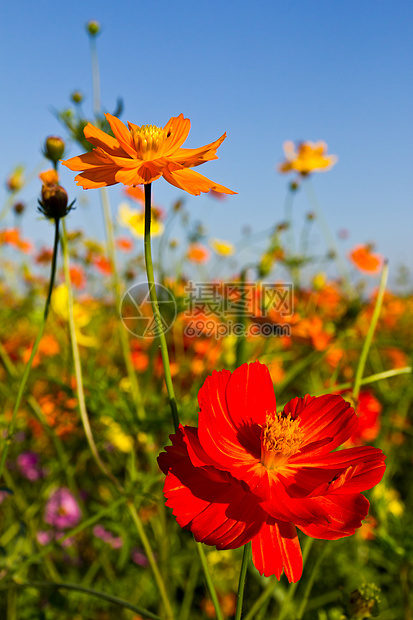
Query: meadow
xmin=1 ymin=20 xmax=412 ymax=620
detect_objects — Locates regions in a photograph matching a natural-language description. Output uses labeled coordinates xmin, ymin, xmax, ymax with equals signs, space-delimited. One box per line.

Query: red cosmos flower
xmin=158 ymin=362 xmax=385 ymax=582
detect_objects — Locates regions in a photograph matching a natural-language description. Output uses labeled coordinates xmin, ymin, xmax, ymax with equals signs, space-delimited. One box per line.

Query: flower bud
xmin=86 ymin=20 xmax=100 ymax=36
xmin=71 ymin=90 xmax=84 ymax=104
xmin=44 ymin=136 xmax=65 ymax=164
xmin=348 ymin=584 xmax=380 ymax=618
xmin=38 ymin=184 xmax=74 ymax=220
xmin=6 ymin=167 xmax=24 ymax=192
xmin=13 ymin=202 xmax=25 ymax=216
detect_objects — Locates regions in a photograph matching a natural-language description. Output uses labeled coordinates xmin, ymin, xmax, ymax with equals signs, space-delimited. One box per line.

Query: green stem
xmin=196 ymin=543 xmax=224 ymax=620
xmin=353 ymin=261 xmax=389 ymax=400
xmin=61 ymin=220 xmax=123 ymax=492
xmin=144 ymin=183 xmax=179 ymax=431
xmin=235 ymin=269 xmax=248 ymax=368
xmin=99 ymin=186 xmax=145 ymax=420
xmin=284 ymin=185 xmax=296 ymax=255
xmin=0 ymin=218 xmax=60 ymax=482
xmin=179 ymin=559 xmax=200 ymax=620
xmin=277 ymin=366 xmax=411 ymax=411
xmin=127 ymin=502 xmax=174 ymax=620
xmin=89 ymin=35 xmax=101 ymax=117
xmin=243 ymin=578 xmax=275 ymax=620
xmin=235 ymin=542 xmax=251 ymax=620
xmin=0 ymin=582 xmax=163 ymax=620
xmin=7 ymin=587 xmax=17 ymax=620
xmin=277 ymin=537 xmax=314 ymax=620
xmin=296 ymin=542 xmax=327 ymax=619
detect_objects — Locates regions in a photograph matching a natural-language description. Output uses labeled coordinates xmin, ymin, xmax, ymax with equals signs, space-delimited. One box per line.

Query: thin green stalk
xmin=99 ymin=186 xmax=145 ymax=420
xmin=277 ymin=366 xmax=411 ymax=411
xmin=89 ymin=35 xmax=101 ymax=117
xmin=196 ymin=543 xmax=224 ymax=620
xmin=144 ymin=183 xmax=179 ymax=431
xmin=61 ymin=220 xmax=123 ymax=492
xmin=1 ymin=582 xmax=163 ymax=620
xmin=0 ymin=218 xmax=60 ymax=482
xmin=277 ymin=537 xmax=314 ymax=620
xmin=296 ymin=542 xmax=327 ymax=620
xmin=127 ymin=502 xmax=174 ymax=620
xmin=235 ymin=269 xmax=247 ymax=368
xmin=353 ymin=261 xmax=389 ymax=400
xmin=179 ymin=559 xmax=200 ymax=620
xmin=284 ymin=186 xmax=296 ymax=254
xmin=244 ymin=578 xmax=276 ymax=620
xmin=235 ymin=542 xmax=251 ymax=620
xmin=7 ymin=587 xmax=17 ymax=620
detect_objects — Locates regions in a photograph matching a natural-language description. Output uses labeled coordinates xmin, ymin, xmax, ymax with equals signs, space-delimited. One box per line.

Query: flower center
xmin=261 ymin=412 xmax=304 ymax=469
xmin=132 ymin=125 xmax=166 ymax=160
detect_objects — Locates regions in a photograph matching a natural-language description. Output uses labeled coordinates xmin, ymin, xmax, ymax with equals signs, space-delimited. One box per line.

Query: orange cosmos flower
xmin=39 ymin=169 xmax=59 ymax=186
xmin=349 ymin=244 xmax=384 ymax=275
xmin=125 ymin=185 xmax=145 ymax=204
xmin=187 ymin=243 xmax=211 ymax=264
xmin=61 ymin=113 xmax=236 ymax=196
xmin=93 ymin=255 xmax=112 ymax=275
xmin=0 ymin=228 xmax=32 ymax=253
xmin=278 ymin=141 xmax=337 ymax=176
xmin=116 ymin=236 xmax=134 ymax=252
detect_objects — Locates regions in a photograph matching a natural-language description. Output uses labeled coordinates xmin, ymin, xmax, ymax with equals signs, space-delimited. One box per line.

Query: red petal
xmin=259 ymin=475 xmax=330 ymax=527
xmin=281 ymin=446 xmax=385 ymax=498
xmin=251 ymin=519 xmax=302 ymax=582
xmin=226 ymin=361 xmax=276 ymax=432
xmin=158 ymin=427 xmax=266 ymax=550
xmin=292 ymin=395 xmax=358 ymax=457
xmin=298 ymin=493 xmax=370 ymax=540
xmin=197 ymin=369 xmax=259 ymax=470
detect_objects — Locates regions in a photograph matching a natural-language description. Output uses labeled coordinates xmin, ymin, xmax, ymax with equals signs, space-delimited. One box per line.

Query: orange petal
xmin=74 ymin=166 xmax=121 ymax=189
xmin=114 ymin=162 xmax=163 ymax=186
xmin=84 ymin=122 xmax=122 ymax=155
xmin=61 ymin=150 xmax=111 ymax=172
xmin=173 ymin=133 xmax=227 ymax=168
xmin=162 ymin=166 xmax=236 ymax=196
xmin=105 ymin=113 xmax=137 ymax=158
xmin=162 ymin=115 xmax=191 ymax=155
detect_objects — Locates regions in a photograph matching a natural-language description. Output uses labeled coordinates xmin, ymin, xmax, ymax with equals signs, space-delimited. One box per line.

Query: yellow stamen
xmin=261 ymin=412 xmax=303 ymax=469
xmin=132 ymin=125 xmax=165 ymax=160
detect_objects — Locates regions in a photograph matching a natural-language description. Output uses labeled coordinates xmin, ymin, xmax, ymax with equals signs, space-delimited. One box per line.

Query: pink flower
xmin=44 ymin=488 xmax=82 ymax=530
xmin=17 ymin=451 xmax=43 ymax=481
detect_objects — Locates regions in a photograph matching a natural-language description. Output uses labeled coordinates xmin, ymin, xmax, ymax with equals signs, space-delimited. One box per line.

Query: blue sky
xmin=1 ymin=0 xmax=412 ymax=284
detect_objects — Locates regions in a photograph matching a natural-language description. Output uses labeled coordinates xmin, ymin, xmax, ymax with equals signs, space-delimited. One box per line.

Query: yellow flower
xmin=118 ymin=203 xmax=164 ymax=237
xmin=209 ymin=238 xmax=235 ymax=256
xmin=52 ymin=284 xmax=97 ymax=347
xmin=278 ymin=141 xmax=337 ymax=175
xmin=101 ymin=416 xmax=133 ymax=453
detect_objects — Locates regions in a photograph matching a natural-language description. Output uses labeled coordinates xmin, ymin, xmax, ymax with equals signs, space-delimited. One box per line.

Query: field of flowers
xmin=1 ymin=21 xmax=412 ymax=620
